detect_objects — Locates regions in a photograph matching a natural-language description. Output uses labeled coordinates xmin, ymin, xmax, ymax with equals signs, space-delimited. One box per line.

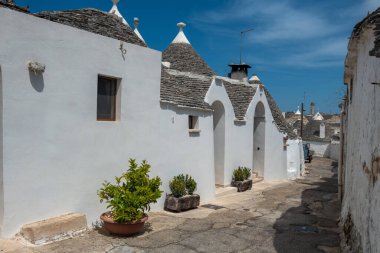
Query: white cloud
xmin=192 ymin=0 xmax=343 ymax=43
xmin=244 ymin=37 xmax=348 ymax=68
xmin=365 ymin=0 xmax=379 ymax=12
xmin=276 ymin=38 xmax=349 ymax=68
xmin=191 ymin=0 xmax=371 ymax=69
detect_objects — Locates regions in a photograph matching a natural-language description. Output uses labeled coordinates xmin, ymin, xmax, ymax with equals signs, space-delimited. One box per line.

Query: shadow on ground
xmin=273 ymin=159 xmax=341 ymax=253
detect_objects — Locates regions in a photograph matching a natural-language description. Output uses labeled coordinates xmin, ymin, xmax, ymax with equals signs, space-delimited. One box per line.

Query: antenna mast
xmin=240 ymin=28 xmax=254 ymax=64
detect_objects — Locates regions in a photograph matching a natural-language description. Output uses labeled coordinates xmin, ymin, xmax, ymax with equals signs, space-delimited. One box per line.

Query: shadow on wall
xmin=29 ymin=70 xmax=44 ymax=92
xmin=273 ymin=159 xmax=341 ymax=252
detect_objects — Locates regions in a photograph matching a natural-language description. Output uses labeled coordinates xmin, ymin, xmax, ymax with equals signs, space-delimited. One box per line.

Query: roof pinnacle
xmin=172 ymin=22 xmax=190 ymax=44
xmin=109 ymin=0 xmax=129 ymax=26
xmin=133 ymin=17 xmax=146 ymax=44
xmin=134 ymin=17 xmax=139 ymax=28
xmin=177 ymin=22 xmax=186 ymax=31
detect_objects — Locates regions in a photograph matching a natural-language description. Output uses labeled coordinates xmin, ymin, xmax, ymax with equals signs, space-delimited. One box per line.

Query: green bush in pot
xmin=97 ymin=159 xmax=162 ymax=224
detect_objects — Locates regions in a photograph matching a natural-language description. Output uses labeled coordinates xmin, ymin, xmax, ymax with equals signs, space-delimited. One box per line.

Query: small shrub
xmin=233 ymin=167 xmax=245 ymax=181
xmin=185 ymin=175 xmax=197 ymax=195
xmin=233 ymin=166 xmax=251 ymax=181
xmin=169 ymin=174 xmax=197 ymax=196
xmin=169 ymin=177 xmax=186 ymax=197
xmin=242 ymin=167 xmax=251 ymax=180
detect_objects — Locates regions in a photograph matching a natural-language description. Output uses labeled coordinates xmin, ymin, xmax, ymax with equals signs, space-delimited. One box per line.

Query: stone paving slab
xmin=5 ymin=157 xmax=341 ymax=253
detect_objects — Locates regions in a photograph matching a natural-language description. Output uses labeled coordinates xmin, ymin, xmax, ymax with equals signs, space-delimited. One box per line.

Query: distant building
xmin=285 ymin=103 xmax=340 ymax=159
xmin=341 ymin=7 xmax=380 ymax=253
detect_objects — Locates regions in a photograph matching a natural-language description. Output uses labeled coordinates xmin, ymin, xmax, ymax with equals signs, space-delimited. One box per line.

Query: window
xmin=97 ymin=76 xmax=118 ymax=121
xmin=188 ymin=115 xmax=200 ymax=131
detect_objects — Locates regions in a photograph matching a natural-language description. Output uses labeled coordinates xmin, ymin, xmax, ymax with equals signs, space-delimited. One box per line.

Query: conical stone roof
xmin=162 ymin=22 xmax=215 ymax=76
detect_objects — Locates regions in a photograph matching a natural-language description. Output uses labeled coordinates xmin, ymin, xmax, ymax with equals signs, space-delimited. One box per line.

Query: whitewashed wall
xmin=0 ymin=7 xmax=303 ymax=238
xmin=329 ymin=142 xmax=340 ymax=161
xmin=0 ymin=8 xmax=166 ymax=238
xmin=205 ymin=79 xmax=251 ymax=186
xmin=342 ymin=27 xmax=380 ymax=252
xmin=304 ymin=140 xmax=340 ymax=160
xmin=206 ymin=81 xmax=290 ymax=184
xmin=305 ymin=141 xmax=331 ymax=158
xmin=287 ymin=139 xmax=303 ymax=180
xmin=157 ymin=104 xmax=215 ymax=206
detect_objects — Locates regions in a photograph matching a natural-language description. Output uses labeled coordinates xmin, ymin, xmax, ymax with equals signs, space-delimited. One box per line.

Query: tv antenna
xmin=240 ymin=28 xmax=254 ymax=64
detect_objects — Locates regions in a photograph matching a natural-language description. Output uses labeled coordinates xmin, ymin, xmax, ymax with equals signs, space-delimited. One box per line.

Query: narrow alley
xmin=11 ymin=157 xmax=341 ymax=253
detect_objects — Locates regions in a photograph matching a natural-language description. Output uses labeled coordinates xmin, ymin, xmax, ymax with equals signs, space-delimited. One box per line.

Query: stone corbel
xmin=28 ymin=61 xmax=46 ymax=75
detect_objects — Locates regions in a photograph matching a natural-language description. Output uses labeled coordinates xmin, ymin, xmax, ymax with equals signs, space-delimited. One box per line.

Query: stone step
xmin=215 ymin=186 xmax=237 ymax=198
xmin=215 ymin=177 xmax=264 ymax=198
xmin=253 ymin=177 xmax=264 ymax=184
xmin=20 ymin=213 xmax=87 ymax=245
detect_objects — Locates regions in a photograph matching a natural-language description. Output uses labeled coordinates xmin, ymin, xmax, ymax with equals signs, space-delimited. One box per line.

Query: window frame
xmin=97 ymin=75 xmax=119 ymax=122
xmin=188 ymin=115 xmax=201 ymax=134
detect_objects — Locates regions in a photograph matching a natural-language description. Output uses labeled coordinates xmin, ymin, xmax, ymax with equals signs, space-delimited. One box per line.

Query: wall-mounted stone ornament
xmin=27 ymin=61 xmax=46 ymax=75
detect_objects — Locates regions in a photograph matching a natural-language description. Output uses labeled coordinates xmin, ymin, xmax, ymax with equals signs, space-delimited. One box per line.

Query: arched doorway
xmin=212 ymin=101 xmax=225 ymax=186
xmin=253 ymin=102 xmax=266 ymax=177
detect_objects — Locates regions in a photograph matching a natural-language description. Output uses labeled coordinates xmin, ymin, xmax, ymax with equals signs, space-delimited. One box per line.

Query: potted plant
xmin=164 ymin=174 xmax=200 ymax=212
xmin=97 ymin=159 xmax=162 ymax=236
xmin=231 ymin=166 xmax=252 ymax=192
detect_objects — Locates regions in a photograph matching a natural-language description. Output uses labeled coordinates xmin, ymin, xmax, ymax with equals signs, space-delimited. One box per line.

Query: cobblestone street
xmin=6 ymin=157 xmax=341 ymax=253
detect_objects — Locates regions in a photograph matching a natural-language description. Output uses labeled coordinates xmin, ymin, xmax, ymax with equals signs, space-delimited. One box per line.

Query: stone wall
xmin=341 ymin=22 xmax=380 ymax=252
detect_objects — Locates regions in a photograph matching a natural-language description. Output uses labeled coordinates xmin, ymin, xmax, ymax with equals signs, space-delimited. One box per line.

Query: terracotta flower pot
xmin=100 ymin=212 xmax=148 ymax=236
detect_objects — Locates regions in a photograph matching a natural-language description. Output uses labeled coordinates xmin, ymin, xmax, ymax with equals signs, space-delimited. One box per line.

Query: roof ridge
xmin=165 ymin=69 xmax=212 ymax=81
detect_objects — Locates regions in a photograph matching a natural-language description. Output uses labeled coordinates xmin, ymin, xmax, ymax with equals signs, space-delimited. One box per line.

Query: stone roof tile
xmin=162 ymin=43 xmax=215 ymax=76
xmin=351 ymin=7 xmax=380 ymax=58
xmin=0 ymin=2 xmax=28 ymax=12
xmin=221 ymin=79 xmax=257 ymax=120
xmin=35 ymin=8 xmax=146 ymax=47
xmin=160 ymin=69 xmax=212 ymax=110
xmin=263 ymin=87 xmax=298 ymax=139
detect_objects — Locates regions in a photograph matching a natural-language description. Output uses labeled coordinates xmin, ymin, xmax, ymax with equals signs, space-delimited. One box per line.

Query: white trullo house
xmin=0 ymin=1 xmax=304 ymax=238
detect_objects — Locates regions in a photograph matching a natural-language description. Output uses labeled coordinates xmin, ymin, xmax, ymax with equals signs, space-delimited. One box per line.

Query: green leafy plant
xmin=169 ymin=174 xmax=197 ymax=197
xmin=242 ymin=167 xmax=251 ymax=180
xmin=233 ymin=166 xmax=251 ymax=181
xmin=169 ymin=176 xmax=186 ymax=198
xmin=185 ymin=175 xmax=197 ymax=195
xmin=97 ymin=159 xmax=162 ymax=224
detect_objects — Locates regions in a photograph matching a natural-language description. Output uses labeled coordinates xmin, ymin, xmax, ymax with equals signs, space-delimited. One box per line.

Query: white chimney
xmin=320 ymin=123 xmax=325 ymax=139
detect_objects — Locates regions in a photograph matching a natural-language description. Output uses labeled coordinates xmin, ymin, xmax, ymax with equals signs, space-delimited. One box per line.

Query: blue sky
xmin=17 ymin=0 xmax=379 ymax=113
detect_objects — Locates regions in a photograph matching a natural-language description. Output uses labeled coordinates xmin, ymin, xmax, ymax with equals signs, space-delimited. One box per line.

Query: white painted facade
xmin=0 ymin=6 xmax=304 ymax=238
xmin=329 ymin=142 xmax=340 ymax=161
xmin=286 ymin=139 xmax=305 ymax=179
xmin=305 ymin=141 xmax=331 ymax=158
xmin=0 ymin=7 xmax=164 ymax=238
xmin=341 ymin=15 xmax=380 ymax=252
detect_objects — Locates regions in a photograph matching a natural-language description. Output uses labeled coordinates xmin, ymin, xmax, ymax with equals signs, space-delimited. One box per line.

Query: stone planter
xmin=164 ymin=194 xmax=200 ymax=212
xmin=231 ymin=179 xmax=253 ymax=192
